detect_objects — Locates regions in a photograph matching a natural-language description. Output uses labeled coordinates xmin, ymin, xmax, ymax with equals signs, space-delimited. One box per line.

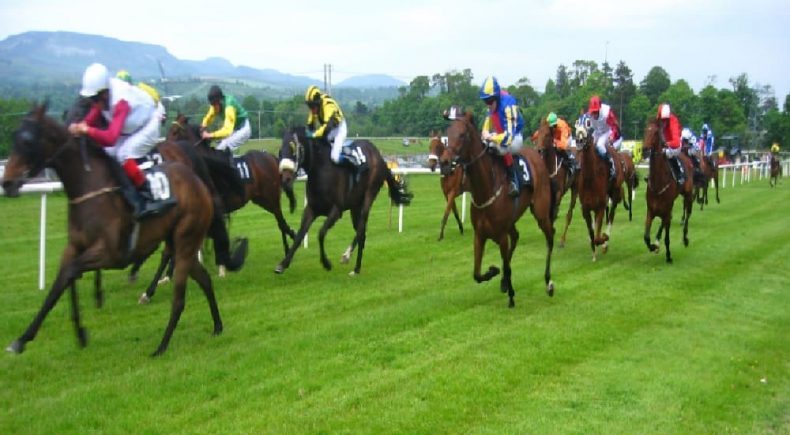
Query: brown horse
xmin=769 ymin=155 xmax=782 ymax=187
xmin=619 ymin=151 xmax=638 ymax=221
xmin=276 ymin=126 xmax=412 ymax=275
xmin=427 ymin=131 xmax=469 ymax=240
xmin=440 ymin=110 xmax=555 ymax=308
xmin=682 ymin=146 xmax=720 ymax=210
xmin=573 ymin=116 xmax=626 ymax=261
xmin=533 ymin=119 xmax=577 ymax=247
xmin=642 ymin=118 xmax=695 ymax=263
xmin=2 ymin=104 xmax=221 ymax=356
xmin=168 ymin=114 xmax=296 ymax=254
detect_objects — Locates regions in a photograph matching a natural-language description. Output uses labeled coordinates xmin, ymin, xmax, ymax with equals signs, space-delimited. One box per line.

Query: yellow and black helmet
xmin=305 ymin=85 xmax=322 ymax=107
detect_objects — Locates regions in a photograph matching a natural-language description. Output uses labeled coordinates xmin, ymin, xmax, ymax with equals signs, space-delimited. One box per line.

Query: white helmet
xmin=681 ymin=127 xmax=693 ymax=141
xmin=80 ymin=63 xmax=110 ymax=97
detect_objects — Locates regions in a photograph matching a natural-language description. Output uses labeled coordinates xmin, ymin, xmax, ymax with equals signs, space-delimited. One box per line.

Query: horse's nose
xmin=2 ymin=179 xmax=21 ymax=197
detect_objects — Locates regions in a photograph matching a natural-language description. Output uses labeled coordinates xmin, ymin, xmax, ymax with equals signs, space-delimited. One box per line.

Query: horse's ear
xmin=32 ymin=101 xmax=48 ymax=120
xmin=464 ymin=110 xmax=475 ymax=127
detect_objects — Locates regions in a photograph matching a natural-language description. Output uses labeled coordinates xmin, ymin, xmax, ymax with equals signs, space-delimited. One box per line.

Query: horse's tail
xmin=385 ymin=166 xmax=413 ymax=205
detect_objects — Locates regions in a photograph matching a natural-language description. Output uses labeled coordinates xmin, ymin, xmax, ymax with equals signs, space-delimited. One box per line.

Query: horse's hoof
xmin=321 ymin=260 xmax=332 ymax=271
xmin=6 ymin=340 xmax=24 ymax=354
xmin=684 ymin=239 xmax=689 ymax=247
xmin=274 ymin=264 xmax=285 ymax=274
xmin=157 ymin=276 xmax=170 ymax=285
xmin=138 ymin=293 xmax=151 ymax=304
xmin=77 ymin=328 xmax=89 ymax=347
xmin=218 ymin=265 xmax=226 ymax=278
xmin=602 ymin=244 xmax=608 ymax=254
xmin=128 ymin=273 xmax=138 ymax=284
xmin=666 ymin=257 xmax=673 ymax=264
xmin=546 ymin=281 xmax=555 ymax=297
xmin=213 ymin=324 xmax=223 ymax=336
xmin=559 ymin=240 xmax=565 ymax=248
xmin=508 ymin=300 xmax=515 ymax=309
xmin=348 ymin=270 xmax=357 ymax=277
xmin=340 ymin=254 xmax=350 ymax=264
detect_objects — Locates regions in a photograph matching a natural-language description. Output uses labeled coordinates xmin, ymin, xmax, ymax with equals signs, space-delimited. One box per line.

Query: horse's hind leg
xmin=559 ymin=190 xmax=577 ymax=248
xmin=351 ymin=195 xmax=378 ymax=275
xmin=582 ymin=208 xmax=597 ymax=260
xmin=663 ymin=218 xmax=673 ymax=263
xmin=644 ymin=211 xmax=659 ymax=253
xmin=69 ymin=281 xmax=88 ymax=347
xmin=139 ymin=249 xmax=173 ymax=304
xmin=500 ymin=227 xmax=519 ymax=294
xmin=189 ymin=257 xmax=222 ymax=336
xmin=94 ymin=271 xmax=103 ymax=308
xmin=683 ymin=195 xmax=693 ymax=247
xmin=451 ymin=195 xmax=464 ymax=235
xmin=496 ymin=236 xmax=515 ymax=308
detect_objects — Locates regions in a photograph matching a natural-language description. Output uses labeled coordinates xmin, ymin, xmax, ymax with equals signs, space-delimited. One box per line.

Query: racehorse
xmin=642 ymin=118 xmax=695 ymax=263
xmin=168 ymin=114 xmax=296 ymax=254
xmin=693 ymin=151 xmax=720 ymax=209
xmin=440 ymin=109 xmax=556 ymax=308
xmin=63 ymin=98 xmax=246 ymax=307
xmin=574 ymin=116 xmax=626 ymax=261
xmin=427 ymin=131 xmax=469 ymax=240
xmin=2 ymin=103 xmax=222 ymax=356
xmin=276 ymin=126 xmax=412 ymax=275
xmin=619 ymin=151 xmax=638 ymax=221
xmin=533 ymin=119 xmax=577 ymax=247
xmin=769 ymin=154 xmax=782 ymax=187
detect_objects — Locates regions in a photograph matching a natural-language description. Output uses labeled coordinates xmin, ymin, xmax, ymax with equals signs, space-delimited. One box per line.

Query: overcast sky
xmin=1 ymin=0 xmax=789 ymax=101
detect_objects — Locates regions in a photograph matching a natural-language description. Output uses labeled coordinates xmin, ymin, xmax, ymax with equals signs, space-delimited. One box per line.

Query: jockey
xmin=682 ymin=127 xmax=701 ymax=177
xmin=770 ymin=142 xmax=780 ymax=155
xmin=658 ymin=103 xmax=685 ymax=185
xmin=304 ymin=85 xmax=359 ymax=168
xmin=116 ymin=69 xmax=166 ymax=125
xmin=67 ymin=62 xmax=161 ymax=218
xmin=479 ymin=76 xmax=524 ymax=196
xmin=587 ymin=95 xmax=621 ymax=182
xmin=200 ymin=85 xmax=251 ymax=154
xmin=547 ymin=112 xmax=577 ymax=174
xmin=700 ymin=123 xmax=715 ymax=156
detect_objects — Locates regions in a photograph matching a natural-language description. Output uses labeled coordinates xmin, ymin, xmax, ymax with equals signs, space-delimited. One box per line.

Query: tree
xmin=612 ymin=61 xmax=636 ymax=128
xmin=555 ymin=64 xmax=570 ymax=98
xmin=0 ymin=97 xmax=30 ymax=158
xmin=570 ymin=60 xmax=599 ymax=90
xmin=715 ymin=89 xmax=747 ymax=136
xmin=639 ymin=66 xmax=671 ymax=106
xmin=626 ymin=93 xmax=651 ymax=139
xmin=657 ymin=80 xmax=697 ymax=128
xmin=407 ymin=76 xmax=431 ymax=100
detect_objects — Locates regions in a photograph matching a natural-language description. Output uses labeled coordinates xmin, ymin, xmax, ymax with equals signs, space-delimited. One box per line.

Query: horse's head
xmin=427 ymin=131 xmax=447 ymax=172
xmin=574 ymin=113 xmax=594 ymax=150
xmin=167 ymin=113 xmax=203 ymax=145
xmin=643 ymin=118 xmax=663 ymax=157
xmin=3 ymin=103 xmax=65 ymax=196
xmin=278 ymin=126 xmax=306 ymax=187
xmin=443 ymin=109 xmax=481 ymax=166
xmin=535 ymin=118 xmax=554 ymax=152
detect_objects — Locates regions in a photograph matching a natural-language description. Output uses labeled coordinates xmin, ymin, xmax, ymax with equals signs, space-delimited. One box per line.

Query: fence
xmin=2 ymin=160 xmax=788 ymax=290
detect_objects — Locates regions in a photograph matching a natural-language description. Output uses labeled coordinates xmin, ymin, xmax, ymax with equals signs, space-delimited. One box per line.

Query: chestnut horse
xmin=642 ymin=118 xmax=695 ymax=263
xmin=440 ymin=110 xmax=555 ymax=308
xmin=427 ymin=132 xmax=469 ymax=240
xmin=276 ymin=126 xmax=412 ymax=275
xmin=533 ymin=119 xmax=577 ymax=247
xmin=684 ymin=147 xmax=720 ymax=209
xmin=619 ymin=151 xmax=638 ymax=221
xmin=573 ymin=116 xmax=626 ymax=261
xmin=2 ymin=104 xmax=221 ymax=356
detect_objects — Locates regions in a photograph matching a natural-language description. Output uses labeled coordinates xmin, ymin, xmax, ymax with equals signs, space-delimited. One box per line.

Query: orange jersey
xmin=552 ymin=118 xmax=571 ymax=150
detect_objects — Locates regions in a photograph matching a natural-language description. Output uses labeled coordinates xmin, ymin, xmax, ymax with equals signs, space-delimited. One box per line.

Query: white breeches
xmin=216 ymin=119 xmax=251 ymax=152
xmin=328 ymin=119 xmax=348 ymax=163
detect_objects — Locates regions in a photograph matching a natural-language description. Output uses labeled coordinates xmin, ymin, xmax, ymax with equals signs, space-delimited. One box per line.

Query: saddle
xmin=340 ymin=140 xmax=369 ymax=174
xmin=232 ymin=156 xmax=254 ymax=183
xmin=131 ymin=157 xmax=177 ymax=218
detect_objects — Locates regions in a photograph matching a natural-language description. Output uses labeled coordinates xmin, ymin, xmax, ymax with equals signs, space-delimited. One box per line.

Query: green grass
xmin=0 ymin=172 xmax=788 ymax=433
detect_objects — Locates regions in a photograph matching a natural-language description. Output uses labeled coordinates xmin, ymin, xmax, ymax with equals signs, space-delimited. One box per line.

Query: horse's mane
xmin=644 ymin=118 xmax=662 ymax=149
xmin=536 ymin=118 xmax=553 ymax=150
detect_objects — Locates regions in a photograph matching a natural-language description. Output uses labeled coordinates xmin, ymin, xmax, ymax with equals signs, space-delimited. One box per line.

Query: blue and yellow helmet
xmin=479 ymin=76 xmax=501 ymax=100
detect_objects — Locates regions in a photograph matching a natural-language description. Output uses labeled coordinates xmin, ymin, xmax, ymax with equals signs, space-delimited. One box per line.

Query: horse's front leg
xmin=94 ymin=270 xmax=103 ymax=308
xmin=68 ymin=280 xmax=88 ymax=347
xmin=496 ymin=233 xmax=515 ymax=308
xmin=318 ymin=207 xmax=343 ymax=271
xmin=682 ymin=194 xmax=693 ymax=247
xmin=644 ymin=209 xmax=659 ymax=254
xmin=8 ymin=248 xmax=81 ymax=354
xmin=139 ymin=249 xmax=173 ymax=304
xmin=559 ymin=189 xmax=577 ymax=248
xmin=472 ymin=232 xmax=498 ymax=283
xmin=663 ymin=217 xmax=673 ymax=263
xmin=275 ymin=205 xmax=316 ymax=274
xmin=582 ymin=207 xmax=596 ymax=260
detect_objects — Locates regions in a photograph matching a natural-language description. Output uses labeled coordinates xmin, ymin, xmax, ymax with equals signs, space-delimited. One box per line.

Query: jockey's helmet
xmin=479 ymin=76 xmax=501 ymax=102
xmin=305 ymin=85 xmax=322 ymax=107
xmin=681 ymin=127 xmax=693 ymax=141
xmin=80 ymin=63 xmax=110 ymax=97
xmin=701 ymin=123 xmax=709 ymax=133
xmin=588 ymin=95 xmax=601 ymax=113
xmin=547 ymin=112 xmax=558 ymax=127
xmin=208 ymin=85 xmax=224 ymax=104
xmin=116 ymin=70 xmax=133 ymax=84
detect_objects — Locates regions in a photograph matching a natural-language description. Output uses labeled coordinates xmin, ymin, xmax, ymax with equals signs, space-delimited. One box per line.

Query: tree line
xmin=1 ymin=60 xmax=789 ymax=158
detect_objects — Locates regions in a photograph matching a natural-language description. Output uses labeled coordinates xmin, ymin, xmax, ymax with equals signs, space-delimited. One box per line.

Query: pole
xmin=39 ymin=192 xmax=47 ymax=290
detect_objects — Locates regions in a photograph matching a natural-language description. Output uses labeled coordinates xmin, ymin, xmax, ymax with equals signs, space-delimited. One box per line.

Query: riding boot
xmin=134 ymin=180 xmax=156 ymax=219
xmin=671 ymin=157 xmax=686 ymax=185
xmin=506 ymin=164 xmax=520 ymax=197
xmin=692 ymin=156 xmax=703 ymax=183
xmin=606 ymin=151 xmax=616 ymax=182
xmin=224 ymin=148 xmax=234 ymax=167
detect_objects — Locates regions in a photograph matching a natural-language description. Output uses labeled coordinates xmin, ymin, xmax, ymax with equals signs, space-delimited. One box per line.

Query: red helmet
xmin=588 ymin=95 xmax=601 ymax=113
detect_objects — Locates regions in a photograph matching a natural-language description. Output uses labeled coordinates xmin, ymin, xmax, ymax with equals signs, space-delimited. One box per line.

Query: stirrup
xmin=508 ymin=181 xmax=520 ymax=197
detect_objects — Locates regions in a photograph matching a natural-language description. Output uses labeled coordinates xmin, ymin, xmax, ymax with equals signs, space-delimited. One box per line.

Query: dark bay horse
xmin=427 ymin=132 xmax=469 ymax=240
xmin=533 ymin=119 xmax=577 ymax=247
xmin=276 ymin=126 xmax=412 ymax=275
xmin=619 ymin=151 xmax=638 ymax=221
xmin=63 ymin=98 xmax=245 ymax=306
xmin=696 ymin=154 xmax=720 ymax=207
xmin=642 ymin=118 xmax=695 ymax=263
xmin=769 ymin=155 xmax=782 ymax=187
xmin=2 ymin=104 xmax=221 ymax=356
xmin=168 ymin=114 xmax=296 ymax=255
xmin=440 ymin=110 xmax=556 ymax=308
xmin=574 ymin=117 xmax=626 ymax=261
